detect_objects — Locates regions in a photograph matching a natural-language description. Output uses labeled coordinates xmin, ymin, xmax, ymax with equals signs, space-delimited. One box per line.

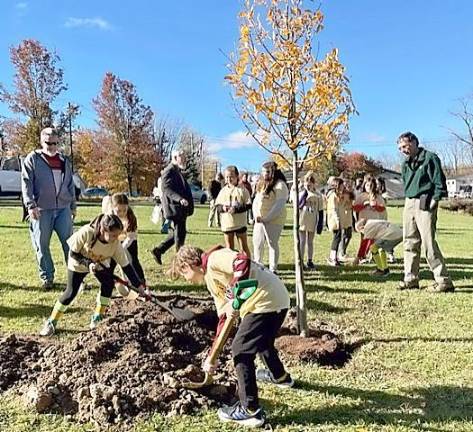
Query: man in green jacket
xmin=398 ymin=132 xmax=454 ymax=292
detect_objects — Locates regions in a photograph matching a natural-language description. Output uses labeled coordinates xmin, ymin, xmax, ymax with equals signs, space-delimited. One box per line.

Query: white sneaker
xmin=255 ymin=369 xmax=294 ymax=388
xmin=39 ymin=320 xmax=55 ymax=337
xmin=89 ymin=314 xmax=104 ymax=330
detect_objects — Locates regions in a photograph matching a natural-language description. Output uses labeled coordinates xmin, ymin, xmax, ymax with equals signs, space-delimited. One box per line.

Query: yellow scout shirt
xmin=215 ymin=185 xmax=251 ymax=232
xmin=67 ymin=224 xmax=129 ymax=272
xmin=253 ymin=180 xmax=288 ymax=226
xmin=204 ymin=248 xmax=290 ymax=318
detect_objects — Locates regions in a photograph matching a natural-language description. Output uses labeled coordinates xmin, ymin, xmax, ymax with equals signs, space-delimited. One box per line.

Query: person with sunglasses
xmin=21 ymin=127 xmax=76 ymax=290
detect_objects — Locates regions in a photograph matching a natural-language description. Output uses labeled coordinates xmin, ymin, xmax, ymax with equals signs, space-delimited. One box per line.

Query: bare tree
xmin=449 ymin=96 xmax=473 ymax=162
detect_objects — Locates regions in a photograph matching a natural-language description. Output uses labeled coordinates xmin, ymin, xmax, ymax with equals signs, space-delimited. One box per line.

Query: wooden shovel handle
xmin=207 ymin=315 xmax=236 ymax=365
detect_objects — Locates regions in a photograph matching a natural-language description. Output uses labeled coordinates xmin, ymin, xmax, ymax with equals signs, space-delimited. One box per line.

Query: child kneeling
xmin=39 ymin=214 xmax=145 ymax=336
xmin=171 ymin=245 xmax=293 ymax=428
xmin=355 ymin=218 xmax=402 ymax=277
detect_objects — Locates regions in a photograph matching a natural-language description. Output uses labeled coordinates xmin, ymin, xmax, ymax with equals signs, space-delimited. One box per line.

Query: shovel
xmin=182 ymin=279 xmax=258 ymax=389
xmin=112 ymin=275 xmax=196 ymax=322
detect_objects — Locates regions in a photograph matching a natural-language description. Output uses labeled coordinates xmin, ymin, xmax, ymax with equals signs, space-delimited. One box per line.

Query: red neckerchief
xmin=201 ymin=244 xmax=225 ymax=273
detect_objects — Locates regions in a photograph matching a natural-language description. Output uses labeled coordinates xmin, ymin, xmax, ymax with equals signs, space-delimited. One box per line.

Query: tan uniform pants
xmin=403 ymin=197 xmax=451 ymax=285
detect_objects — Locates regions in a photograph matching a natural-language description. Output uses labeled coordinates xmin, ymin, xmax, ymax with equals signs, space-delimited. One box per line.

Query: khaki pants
xmin=403 ymin=197 xmax=451 ymax=285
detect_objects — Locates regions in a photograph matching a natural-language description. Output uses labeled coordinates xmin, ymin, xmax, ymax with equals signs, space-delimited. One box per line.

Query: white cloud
xmin=64 ymin=17 xmax=112 ymax=31
xmin=364 ymin=133 xmax=387 ymax=143
xmin=15 ymin=2 xmax=28 ymax=9
xmin=206 ymin=131 xmax=261 ymax=153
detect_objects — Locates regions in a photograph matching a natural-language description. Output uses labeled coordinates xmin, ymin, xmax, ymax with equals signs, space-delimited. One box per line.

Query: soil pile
xmin=278 ymin=308 xmax=352 ymax=366
xmin=0 ymin=300 xmax=351 ymax=428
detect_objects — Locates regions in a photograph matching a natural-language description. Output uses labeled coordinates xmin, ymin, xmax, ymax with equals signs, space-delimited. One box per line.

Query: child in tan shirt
xmin=39 ymin=214 xmax=145 ymax=337
xmin=170 ymin=245 xmax=293 ymax=428
xmin=215 ymin=165 xmax=252 ymax=257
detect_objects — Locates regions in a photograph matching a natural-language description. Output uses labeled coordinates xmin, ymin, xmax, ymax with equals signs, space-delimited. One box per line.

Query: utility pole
xmin=200 ymin=139 xmax=204 ymax=185
xmin=66 ymin=103 xmax=80 ymax=173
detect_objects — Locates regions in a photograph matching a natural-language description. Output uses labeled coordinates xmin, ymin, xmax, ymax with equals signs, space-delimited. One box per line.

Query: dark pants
xmin=156 ymin=217 xmax=187 ymax=254
xmin=331 ymin=229 xmax=342 ymax=251
xmin=231 ymin=309 xmax=288 ymax=410
xmin=59 ymin=269 xmax=114 ymax=306
xmin=340 ymin=227 xmax=352 ymax=255
xmin=110 ymin=240 xmax=145 ymax=283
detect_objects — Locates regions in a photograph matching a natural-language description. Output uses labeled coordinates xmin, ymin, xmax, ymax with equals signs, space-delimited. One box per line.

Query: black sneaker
xmin=306 ymin=260 xmax=316 ymax=270
xmin=42 ymin=280 xmax=54 ymax=290
xmin=151 ymin=247 xmax=162 ymax=265
xmin=217 ymin=402 xmax=265 ymax=428
xmin=371 ymin=269 xmax=390 ymax=278
xmin=426 ymin=282 xmax=455 ymax=293
xmin=398 ymin=280 xmax=420 ymax=290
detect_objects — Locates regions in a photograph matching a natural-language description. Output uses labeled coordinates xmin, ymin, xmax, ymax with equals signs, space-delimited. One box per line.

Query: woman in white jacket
xmin=252 ymin=162 xmax=288 ymax=273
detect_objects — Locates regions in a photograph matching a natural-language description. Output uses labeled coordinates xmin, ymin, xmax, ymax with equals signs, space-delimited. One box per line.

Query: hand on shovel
xmin=203 ymin=357 xmax=219 ymax=374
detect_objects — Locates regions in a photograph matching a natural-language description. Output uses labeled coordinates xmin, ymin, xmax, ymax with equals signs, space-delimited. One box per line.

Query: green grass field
xmin=1 ymin=200 xmax=473 ymax=432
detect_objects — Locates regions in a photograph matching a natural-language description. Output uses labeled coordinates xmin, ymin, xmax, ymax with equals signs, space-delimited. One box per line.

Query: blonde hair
xmin=168 ymin=245 xmax=204 ymax=279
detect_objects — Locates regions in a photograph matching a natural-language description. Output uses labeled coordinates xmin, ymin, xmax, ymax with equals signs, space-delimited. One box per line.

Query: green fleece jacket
xmin=401 ymin=147 xmax=447 ymax=201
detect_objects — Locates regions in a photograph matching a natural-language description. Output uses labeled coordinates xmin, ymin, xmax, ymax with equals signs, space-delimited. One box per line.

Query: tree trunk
xmin=292 ymin=150 xmax=308 ymax=336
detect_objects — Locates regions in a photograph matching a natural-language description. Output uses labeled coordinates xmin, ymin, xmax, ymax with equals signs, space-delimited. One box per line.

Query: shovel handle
xmin=207 ymin=315 xmax=236 ymax=365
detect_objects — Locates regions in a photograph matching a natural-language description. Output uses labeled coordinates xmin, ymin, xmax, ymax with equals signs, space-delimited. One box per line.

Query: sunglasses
xmin=44 ymin=141 xmax=58 ymax=145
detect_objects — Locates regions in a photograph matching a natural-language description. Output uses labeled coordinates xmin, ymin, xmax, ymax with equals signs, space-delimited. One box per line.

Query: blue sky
xmin=1 ymin=0 xmax=473 ymax=171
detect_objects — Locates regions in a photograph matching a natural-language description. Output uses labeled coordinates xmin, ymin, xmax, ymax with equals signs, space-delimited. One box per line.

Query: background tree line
xmin=0 ymin=39 xmax=218 ymax=195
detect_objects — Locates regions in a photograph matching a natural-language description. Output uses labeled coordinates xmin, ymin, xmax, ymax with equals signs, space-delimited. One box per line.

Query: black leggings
xmin=59 ymin=269 xmax=114 ymax=306
xmin=110 ymin=240 xmax=145 ymax=283
xmin=331 ymin=229 xmax=342 ymax=251
xmin=231 ymin=309 xmax=288 ymax=410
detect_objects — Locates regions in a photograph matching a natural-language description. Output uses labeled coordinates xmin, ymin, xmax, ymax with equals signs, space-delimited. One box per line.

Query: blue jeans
xmin=29 ymin=207 xmax=73 ymax=282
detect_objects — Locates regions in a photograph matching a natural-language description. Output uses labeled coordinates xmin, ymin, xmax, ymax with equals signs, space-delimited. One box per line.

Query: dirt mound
xmin=0 ymin=334 xmax=44 ymax=390
xmin=0 ymin=300 xmax=350 ymax=428
xmin=277 ymin=308 xmax=352 ymax=367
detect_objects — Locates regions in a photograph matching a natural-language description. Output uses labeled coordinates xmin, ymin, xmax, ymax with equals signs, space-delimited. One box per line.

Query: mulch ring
xmin=0 ymin=298 xmax=351 ymax=429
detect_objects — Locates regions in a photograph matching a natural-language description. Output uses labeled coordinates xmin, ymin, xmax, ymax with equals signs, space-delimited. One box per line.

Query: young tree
xmin=93 ymin=72 xmax=158 ymax=195
xmin=225 ymin=0 xmax=355 ymax=335
xmin=0 ymin=39 xmax=67 ymax=152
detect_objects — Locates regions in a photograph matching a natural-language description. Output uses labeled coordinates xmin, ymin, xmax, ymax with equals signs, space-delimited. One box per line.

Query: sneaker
xmin=39 ymin=320 xmax=55 ymax=337
xmin=398 ymin=280 xmax=420 ymax=291
xmin=426 ymin=282 xmax=455 ymax=293
xmin=256 ymin=369 xmax=295 ymax=388
xmin=217 ymin=402 xmax=265 ymax=428
xmin=387 ymin=253 xmax=396 ymax=264
xmin=338 ymin=254 xmax=349 ymax=263
xmin=89 ymin=314 xmax=104 ymax=330
xmin=151 ymin=247 xmax=162 ymax=265
xmin=306 ymin=260 xmax=316 ymax=270
xmin=42 ymin=280 xmax=54 ymax=290
xmin=371 ymin=269 xmax=390 ymax=278
xmin=326 ymin=257 xmax=341 ymax=267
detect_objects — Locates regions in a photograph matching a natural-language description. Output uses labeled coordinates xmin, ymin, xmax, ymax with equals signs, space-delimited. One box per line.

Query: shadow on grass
xmin=0 ymin=303 xmax=85 ymax=318
xmin=268 ymin=382 xmax=473 ymax=430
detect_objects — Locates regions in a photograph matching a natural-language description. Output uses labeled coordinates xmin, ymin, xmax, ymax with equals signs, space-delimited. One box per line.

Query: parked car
xmin=81 ymin=187 xmax=109 ymax=199
xmin=0 ymin=156 xmax=22 ymax=198
xmin=190 ymin=185 xmax=207 ymax=204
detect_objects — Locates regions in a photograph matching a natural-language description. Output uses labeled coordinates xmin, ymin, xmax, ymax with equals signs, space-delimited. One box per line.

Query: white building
xmin=446 ymin=175 xmax=473 ymax=198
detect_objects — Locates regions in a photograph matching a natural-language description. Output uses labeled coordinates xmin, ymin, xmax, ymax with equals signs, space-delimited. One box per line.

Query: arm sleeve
xmin=69 ymin=250 xmax=92 ymax=268
xmin=298 ymin=190 xmax=308 ymax=209
xmin=21 ymin=155 xmax=37 ymax=210
xmin=162 ymin=169 xmax=184 ymax=203
xmin=429 ymin=155 xmax=448 ymax=201
xmin=122 ymin=264 xmax=143 ymax=287
xmin=317 ymin=210 xmax=324 ymax=234
xmin=121 ymin=231 xmax=137 ymax=250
